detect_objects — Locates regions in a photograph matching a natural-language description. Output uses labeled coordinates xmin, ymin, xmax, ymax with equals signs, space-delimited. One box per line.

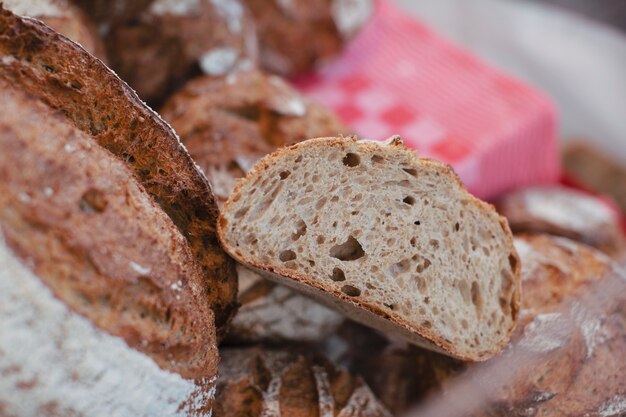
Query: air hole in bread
xmin=291 ymin=219 xmax=307 ymax=240
xmin=352 ymin=193 xmax=363 ymax=202
xmin=458 ymin=280 xmax=471 ymax=304
xmin=388 ymin=258 xmax=411 ymax=277
xmin=295 ymin=155 xmax=303 ymax=163
xmin=316 ymin=235 xmax=325 ymax=244
xmin=316 ymin=197 xmax=328 ymax=210
xmin=42 ymin=63 xmax=56 ymax=73
xmin=331 ymin=196 xmax=339 ymax=202
xmin=403 ymin=168 xmax=418 ymax=177
xmin=279 ymin=171 xmax=290 ymax=179
xmin=416 ymin=259 xmax=431 ymax=273
xmin=455 ymin=222 xmax=460 ymax=231
xmin=414 ymin=220 xmax=421 ymax=226
xmin=342 ymin=153 xmax=360 ymax=167
xmin=79 ymin=188 xmax=107 ymax=213
xmin=471 ymin=281 xmax=483 ymax=312
xmin=371 ymin=155 xmax=384 ymax=163
xmin=331 ymin=267 xmax=346 ymax=282
xmin=410 ymin=237 xmax=417 ymax=247
xmin=305 ymin=185 xmax=314 ymax=193
xmin=422 ymin=320 xmax=432 ymax=328
xmin=430 ymin=239 xmax=439 ymax=249
xmin=329 ymin=236 xmax=365 ymax=261
xmin=70 ymin=80 xmax=83 ymax=90
xmin=403 ymin=196 xmax=416 ymax=205
xmin=508 ymin=253 xmax=518 ymax=270
xmin=312 ymin=174 xmax=320 ymax=183
xmin=279 ymin=250 xmax=297 ymax=262
xmin=341 ymin=285 xmax=361 ymax=297
xmin=234 ymin=207 xmax=249 ymax=219
xmin=416 ymin=276 xmax=426 ymax=293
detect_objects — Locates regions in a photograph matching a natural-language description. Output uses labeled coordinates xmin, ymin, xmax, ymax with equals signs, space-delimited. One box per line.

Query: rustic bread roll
xmin=242 ymin=0 xmax=374 ymax=76
xmin=0 ymin=6 xmax=238 ymax=335
xmin=77 ymin=0 xmax=258 ymax=104
xmin=346 ymin=235 xmax=625 ymax=415
xmin=4 ymin=0 xmax=106 ymax=59
xmin=215 ymin=347 xmax=392 ymax=416
xmin=496 ymin=186 xmax=626 ymax=260
xmin=161 ymin=70 xmax=347 ymax=343
xmin=218 ymin=135 xmax=521 ymax=361
xmin=563 ymin=142 xmax=626 ymax=216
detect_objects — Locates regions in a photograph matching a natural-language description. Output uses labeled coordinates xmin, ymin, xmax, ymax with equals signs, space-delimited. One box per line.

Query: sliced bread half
xmin=218 ymin=136 xmax=521 ymax=361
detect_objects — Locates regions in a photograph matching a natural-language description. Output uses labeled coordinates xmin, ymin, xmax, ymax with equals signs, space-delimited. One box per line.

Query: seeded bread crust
xmin=215 ymin=347 xmax=392 ymax=417
xmin=0 ymin=7 xmax=238 ymax=335
xmin=4 ymin=0 xmax=107 ymax=60
xmin=218 ymin=136 xmax=521 ymax=361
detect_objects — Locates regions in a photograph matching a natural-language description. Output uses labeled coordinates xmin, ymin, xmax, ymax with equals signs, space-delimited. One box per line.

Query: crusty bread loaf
xmin=343 ymin=235 xmax=624 ymax=415
xmin=496 ymin=186 xmax=626 ymax=260
xmin=3 ymin=0 xmax=107 ymax=59
xmin=218 ymin=135 xmax=521 ymax=361
xmin=563 ymin=142 xmax=626 ymax=216
xmin=0 ymin=236 xmax=216 ymax=417
xmin=0 ymin=6 xmax=238 ymax=335
xmin=76 ymin=0 xmax=258 ymax=104
xmin=215 ymin=347 xmax=392 ymax=416
xmin=0 ymin=78 xmax=218 ymax=380
xmin=241 ymin=0 xmax=373 ymax=76
xmin=162 ymin=70 xmax=347 ymax=343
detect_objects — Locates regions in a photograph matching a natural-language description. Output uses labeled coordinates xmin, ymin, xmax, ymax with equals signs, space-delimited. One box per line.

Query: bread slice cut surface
xmin=219 ymin=136 xmax=520 ymax=361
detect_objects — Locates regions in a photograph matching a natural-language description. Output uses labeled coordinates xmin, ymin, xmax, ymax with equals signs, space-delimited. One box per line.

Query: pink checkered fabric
xmin=295 ymin=0 xmax=559 ymax=199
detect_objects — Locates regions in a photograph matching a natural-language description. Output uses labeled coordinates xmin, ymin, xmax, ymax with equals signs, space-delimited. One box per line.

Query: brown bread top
xmin=160 ymin=70 xmax=349 ymax=206
xmin=78 ymin=0 xmax=258 ymax=104
xmin=0 ymin=78 xmax=218 ymax=380
xmin=496 ymin=186 xmax=626 ymax=260
xmin=4 ymin=0 xmax=107 ymax=59
xmin=0 ymin=7 xmax=238 ymax=335
xmin=241 ymin=0 xmax=373 ymax=76
xmin=215 ymin=347 xmax=392 ymax=417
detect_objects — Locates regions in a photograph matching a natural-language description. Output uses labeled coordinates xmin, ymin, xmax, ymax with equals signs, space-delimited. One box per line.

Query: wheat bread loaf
xmin=215 ymin=347 xmax=392 ymax=417
xmin=496 ymin=186 xmax=626 ymax=260
xmin=3 ymin=0 xmax=107 ymax=59
xmin=0 ymin=6 xmax=238 ymax=334
xmin=162 ymin=70 xmax=347 ymax=343
xmin=343 ymin=235 xmax=625 ymax=415
xmin=241 ymin=0 xmax=374 ymax=76
xmin=76 ymin=0 xmax=258 ymax=104
xmin=218 ymin=135 xmax=521 ymax=361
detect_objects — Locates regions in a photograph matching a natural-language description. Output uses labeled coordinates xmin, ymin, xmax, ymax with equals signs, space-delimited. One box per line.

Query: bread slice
xmin=0 ymin=6 xmax=237 ymax=334
xmin=218 ymin=136 xmax=521 ymax=361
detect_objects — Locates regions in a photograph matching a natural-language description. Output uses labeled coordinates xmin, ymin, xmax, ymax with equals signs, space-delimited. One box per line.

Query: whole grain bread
xmin=496 ymin=186 xmax=626 ymax=260
xmin=4 ymin=0 xmax=107 ymax=59
xmin=241 ymin=0 xmax=373 ymax=76
xmin=0 ymin=77 xmax=218 ymax=381
xmin=215 ymin=347 xmax=392 ymax=417
xmin=0 ymin=6 xmax=238 ymax=335
xmin=162 ymin=70 xmax=347 ymax=343
xmin=344 ymin=235 xmax=625 ymax=416
xmin=0 ymin=236 xmax=216 ymax=416
xmin=218 ymin=135 xmax=521 ymax=361
xmin=77 ymin=0 xmax=258 ymax=104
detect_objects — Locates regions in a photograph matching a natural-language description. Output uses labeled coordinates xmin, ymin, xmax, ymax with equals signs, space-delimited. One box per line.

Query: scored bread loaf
xmin=162 ymin=70 xmax=347 ymax=343
xmin=496 ymin=186 xmax=626 ymax=260
xmin=218 ymin=135 xmax=521 ymax=361
xmin=215 ymin=347 xmax=392 ymax=416
xmin=3 ymin=0 xmax=107 ymax=59
xmin=0 ymin=6 xmax=238 ymax=335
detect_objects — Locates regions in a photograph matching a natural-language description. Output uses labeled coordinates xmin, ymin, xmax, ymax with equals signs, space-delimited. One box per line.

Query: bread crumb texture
xmin=219 ymin=136 xmax=520 ymax=360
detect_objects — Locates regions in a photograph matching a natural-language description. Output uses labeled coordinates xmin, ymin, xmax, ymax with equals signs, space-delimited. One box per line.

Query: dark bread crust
xmin=218 ymin=136 xmax=521 ymax=362
xmin=215 ymin=347 xmax=392 ymax=416
xmin=0 ymin=78 xmax=218 ymax=381
xmin=160 ymin=70 xmax=348 ymax=205
xmin=4 ymin=0 xmax=107 ymax=60
xmin=0 ymin=6 xmax=238 ymax=335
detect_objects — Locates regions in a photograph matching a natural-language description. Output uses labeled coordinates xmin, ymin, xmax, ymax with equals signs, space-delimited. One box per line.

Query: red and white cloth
xmin=296 ymin=0 xmax=559 ymax=200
